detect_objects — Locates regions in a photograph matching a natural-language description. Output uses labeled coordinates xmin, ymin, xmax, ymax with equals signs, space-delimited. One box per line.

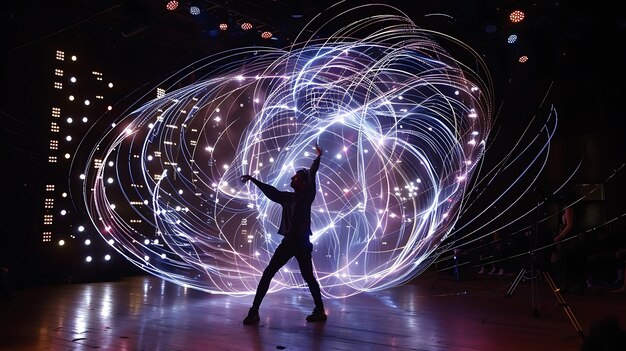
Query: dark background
xmin=1 ymin=0 xmax=624 ymax=287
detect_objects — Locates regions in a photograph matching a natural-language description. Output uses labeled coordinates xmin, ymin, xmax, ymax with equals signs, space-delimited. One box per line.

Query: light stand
xmin=504 ymin=195 xmax=584 ymax=339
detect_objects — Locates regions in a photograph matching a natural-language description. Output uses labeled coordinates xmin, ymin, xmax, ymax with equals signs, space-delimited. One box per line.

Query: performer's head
xmin=290 ymin=169 xmax=309 ymax=192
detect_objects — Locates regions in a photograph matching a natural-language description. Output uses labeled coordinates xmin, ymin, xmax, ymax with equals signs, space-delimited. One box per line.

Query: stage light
xmin=241 ymin=22 xmax=253 ymax=30
xmin=82 ymin=117 xmax=88 ymax=123
xmin=62 ymin=192 xmax=67 ymax=197
xmin=66 ymin=117 xmax=73 ymax=123
xmin=261 ymin=31 xmax=272 ymax=39
xmin=190 ymin=6 xmax=200 ymax=15
xmin=519 ymin=55 xmax=529 ymax=63
xmin=58 ymin=240 xmax=65 ymax=246
xmin=66 ymin=135 xmax=72 ymax=141
xmin=219 ymin=23 xmax=228 ymax=30
xmin=64 ymin=153 xmax=71 ymax=159
xmin=166 ymin=1 xmax=178 ymax=11
xmin=108 ymin=161 xmax=114 ymax=167
xmin=107 ymin=178 xmax=114 ymax=184
xmin=68 ymin=95 xmax=75 ymax=101
xmin=70 ymin=77 xmax=76 ymax=83
xmin=104 ymin=254 xmax=111 ymax=261
xmin=78 ymin=225 xmax=85 ymax=232
xmin=509 ymin=10 xmax=525 ymax=23
xmin=86 ymin=256 xmax=92 ymax=262
xmin=107 ymin=106 xmax=112 ymax=110
xmin=507 ymin=34 xmax=517 ymax=44
xmin=71 ymin=55 xmax=77 ymax=61
xmin=61 ymin=210 xmax=67 ymax=215
xmin=85 ymin=239 xmax=91 ymax=245
xmin=84 ymin=100 xmax=90 ymax=106
xmin=108 ymin=82 xmax=113 ymax=88
xmin=79 ymin=174 xmax=85 ymax=180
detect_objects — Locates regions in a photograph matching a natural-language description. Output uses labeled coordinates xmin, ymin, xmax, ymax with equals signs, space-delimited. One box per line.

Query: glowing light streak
xmin=79 ymin=4 xmax=495 ymax=297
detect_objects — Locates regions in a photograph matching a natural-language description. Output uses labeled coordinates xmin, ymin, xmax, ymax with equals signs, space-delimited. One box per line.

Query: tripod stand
xmin=505 ymin=197 xmax=585 ymax=340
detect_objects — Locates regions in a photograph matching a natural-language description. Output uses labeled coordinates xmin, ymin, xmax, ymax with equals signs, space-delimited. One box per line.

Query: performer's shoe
xmin=306 ymin=307 xmax=327 ymax=322
xmin=243 ymin=308 xmax=260 ymax=325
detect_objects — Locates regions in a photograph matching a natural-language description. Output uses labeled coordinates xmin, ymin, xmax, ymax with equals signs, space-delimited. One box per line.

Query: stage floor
xmin=1 ymin=271 xmax=623 ymax=350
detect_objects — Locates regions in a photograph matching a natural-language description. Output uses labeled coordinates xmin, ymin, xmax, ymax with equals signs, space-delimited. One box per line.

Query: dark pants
xmin=252 ymin=240 xmax=324 ymax=310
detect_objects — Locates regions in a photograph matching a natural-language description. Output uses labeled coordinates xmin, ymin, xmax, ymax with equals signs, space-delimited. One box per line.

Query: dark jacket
xmin=251 ymin=156 xmax=320 ymax=242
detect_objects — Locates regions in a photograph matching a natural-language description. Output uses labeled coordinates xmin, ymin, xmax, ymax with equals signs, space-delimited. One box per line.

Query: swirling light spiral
xmin=79 ymin=4 xmax=493 ymax=297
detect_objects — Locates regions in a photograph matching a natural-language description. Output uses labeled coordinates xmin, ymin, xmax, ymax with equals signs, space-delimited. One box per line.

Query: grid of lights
xmin=519 ymin=55 xmax=529 ymax=63
xmin=507 ymin=34 xmax=518 ymax=44
xmin=261 ymin=31 xmax=272 ymax=39
xmin=44 ymin=49 xmax=117 ymax=272
xmin=190 ymin=6 xmax=200 ymax=15
xmin=241 ymin=22 xmax=253 ymax=30
xmin=509 ymin=10 xmax=525 ymax=23
xmin=166 ymin=1 xmax=178 ymax=11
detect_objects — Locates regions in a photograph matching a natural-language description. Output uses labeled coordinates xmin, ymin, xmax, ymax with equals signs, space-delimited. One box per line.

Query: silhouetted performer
xmin=240 ymin=144 xmax=326 ymax=325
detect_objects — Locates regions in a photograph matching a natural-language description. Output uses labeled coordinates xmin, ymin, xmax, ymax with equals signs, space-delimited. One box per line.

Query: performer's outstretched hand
xmin=240 ymin=175 xmax=253 ymax=183
xmin=315 ymin=144 xmax=323 ymax=157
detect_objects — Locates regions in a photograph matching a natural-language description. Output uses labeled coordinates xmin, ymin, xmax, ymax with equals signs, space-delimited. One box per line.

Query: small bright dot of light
xmin=82 ymin=117 xmax=88 ymax=123
xmin=64 ymin=153 xmax=71 ymax=159
xmin=66 ymin=135 xmax=72 ymax=141
xmin=62 ymin=192 xmax=67 ymax=197
xmin=86 ymin=256 xmax=92 ymax=262
xmin=110 ymin=204 xmax=116 ymax=210
xmin=105 ymin=254 xmax=111 ymax=261
xmin=70 ymin=77 xmax=76 ymax=83
xmin=71 ymin=55 xmax=77 ymax=61
xmin=108 ymin=161 xmax=114 ymax=167
xmin=69 ymin=95 xmax=75 ymax=101
xmin=84 ymin=100 xmax=90 ymax=106
xmin=79 ymin=174 xmax=85 ymax=180
xmin=58 ymin=240 xmax=65 ymax=246
xmin=144 ymin=239 xmax=150 ymax=245
xmin=107 ymin=105 xmax=112 ymax=111
xmin=61 ymin=210 xmax=67 ymax=215
xmin=107 ymin=177 xmax=114 ymax=184
xmin=108 ymin=82 xmax=113 ymax=88
xmin=85 ymin=239 xmax=91 ymax=245
xmin=78 ymin=226 xmax=85 ymax=232
xmin=108 ymin=239 xmax=114 ymax=245
xmin=66 ymin=117 xmax=73 ymax=123
xmin=147 ymin=155 xmax=153 ymax=161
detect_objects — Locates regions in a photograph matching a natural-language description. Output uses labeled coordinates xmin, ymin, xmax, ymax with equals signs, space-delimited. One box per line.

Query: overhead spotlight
xmin=190 ymin=6 xmax=200 ymax=15
xmin=166 ymin=1 xmax=178 ymax=11
xmin=518 ymin=55 xmax=529 ymax=63
xmin=507 ymin=34 xmax=518 ymax=44
xmin=219 ymin=23 xmax=228 ymax=30
xmin=509 ymin=10 xmax=525 ymax=23
xmin=261 ymin=31 xmax=272 ymax=39
xmin=241 ymin=22 xmax=253 ymax=30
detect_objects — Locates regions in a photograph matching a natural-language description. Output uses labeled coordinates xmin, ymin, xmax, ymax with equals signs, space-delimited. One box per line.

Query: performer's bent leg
xmin=251 ymin=243 xmax=292 ymax=309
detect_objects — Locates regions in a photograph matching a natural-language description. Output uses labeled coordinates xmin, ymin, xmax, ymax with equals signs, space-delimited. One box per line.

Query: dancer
xmin=241 ymin=144 xmax=326 ymax=325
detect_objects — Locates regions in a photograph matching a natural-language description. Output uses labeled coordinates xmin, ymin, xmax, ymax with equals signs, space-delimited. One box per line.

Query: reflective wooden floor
xmin=1 ymin=271 xmax=623 ymax=351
